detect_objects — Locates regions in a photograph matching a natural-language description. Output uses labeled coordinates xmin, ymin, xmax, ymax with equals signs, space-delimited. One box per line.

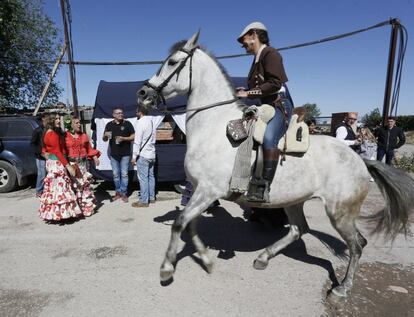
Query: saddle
xmin=227 ymin=105 xmax=310 ymax=194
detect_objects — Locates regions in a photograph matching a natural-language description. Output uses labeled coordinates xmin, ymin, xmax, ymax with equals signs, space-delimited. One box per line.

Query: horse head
xmin=137 ymin=30 xmax=200 ymax=112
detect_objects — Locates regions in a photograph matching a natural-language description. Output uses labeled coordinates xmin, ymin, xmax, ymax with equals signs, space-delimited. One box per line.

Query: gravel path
xmin=0 ymin=182 xmax=413 ymax=316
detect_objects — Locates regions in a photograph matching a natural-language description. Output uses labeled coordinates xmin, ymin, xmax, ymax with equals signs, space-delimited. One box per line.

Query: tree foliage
xmin=361 ymin=108 xmax=382 ymax=129
xmin=394 ymin=115 xmax=414 ymax=131
xmin=0 ymin=0 xmax=62 ymax=109
xmin=361 ymin=108 xmax=414 ymax=131
xmin=302 ymin=103 xmax=321 ymax=121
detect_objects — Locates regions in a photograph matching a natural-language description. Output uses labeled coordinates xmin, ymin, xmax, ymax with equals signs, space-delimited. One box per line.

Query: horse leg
xmin=188 ymin=218 xmax=213 ymax=273
xmin=325 ymin=202 xmax=367 ymax=298
xmin=160 ymin=190 xmax=214 ymax=281
xmin=253 ymin=202 xmax=309 ymax=270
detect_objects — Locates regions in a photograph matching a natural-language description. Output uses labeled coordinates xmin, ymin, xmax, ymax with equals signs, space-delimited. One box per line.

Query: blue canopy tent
xmin=92 ymin=77 xmax=252 ymax=118
xmin=92 ymin=80 xmax=188 ymax=119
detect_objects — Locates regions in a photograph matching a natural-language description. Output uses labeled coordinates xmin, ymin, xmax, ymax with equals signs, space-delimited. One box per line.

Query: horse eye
xmin=168 ymin=59 xmax=177 ymax=66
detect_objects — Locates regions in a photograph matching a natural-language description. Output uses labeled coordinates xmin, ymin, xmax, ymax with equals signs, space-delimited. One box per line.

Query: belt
xmin=68 ymin=157 xmax=87 ymax=163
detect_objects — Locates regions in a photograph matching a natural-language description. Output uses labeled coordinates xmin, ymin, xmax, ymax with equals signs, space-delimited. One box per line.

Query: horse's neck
xmin=186 ymin=51 xmax=242 ymax=132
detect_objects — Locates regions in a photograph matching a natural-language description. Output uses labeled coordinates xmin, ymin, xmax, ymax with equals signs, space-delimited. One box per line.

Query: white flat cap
xmin=237 ymin=21 xmax=267 ymax=43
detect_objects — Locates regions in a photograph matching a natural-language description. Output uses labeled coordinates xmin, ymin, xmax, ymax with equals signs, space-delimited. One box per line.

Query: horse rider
xmin=236 ymin=21 xmax=294 ymax=202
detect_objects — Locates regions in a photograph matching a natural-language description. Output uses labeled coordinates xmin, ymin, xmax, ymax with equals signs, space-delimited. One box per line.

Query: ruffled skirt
xmin=39 ymin=160 xmax=82 ymax=221
xmin=70 ymin=160 xmax=96 ymax=217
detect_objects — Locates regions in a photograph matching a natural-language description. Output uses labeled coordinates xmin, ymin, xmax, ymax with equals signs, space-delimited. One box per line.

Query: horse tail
xmin=363 ymin=159 xmax=414 ymax=240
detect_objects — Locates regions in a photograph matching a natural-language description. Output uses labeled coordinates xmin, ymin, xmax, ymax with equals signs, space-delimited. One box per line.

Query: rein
xmin=158 ymin=98 xmax=240 ymax=113
xmin=185 ymin=98 xmax=240 ymax=120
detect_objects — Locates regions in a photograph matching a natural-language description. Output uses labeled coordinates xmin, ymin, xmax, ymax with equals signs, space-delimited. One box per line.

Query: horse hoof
xmin=253 ymin=258 xmax=268 ymax=270
xmin=200 ymin=253 xmax=213 ymax=273
xmin=326 ymin=288 xmax=349 ymax=306
xmin=160 ymin=261 xmax=175 ymax=282
xmin=331 ymin=285 xmax=348 ymax=298
xmin=204 ymin=261 xmax=214 ymax=274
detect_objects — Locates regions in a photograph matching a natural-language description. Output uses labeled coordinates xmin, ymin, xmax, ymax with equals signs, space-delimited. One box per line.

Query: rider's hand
xmin=131 ymin=158 xmax=136 ymax=166
xmin=93 ymin=156 xmax=100 ymax=166
xmin=354 ymin=140 xmax=361 ymax=146
xmin=236 ymin=89 xmax=248 ymax=98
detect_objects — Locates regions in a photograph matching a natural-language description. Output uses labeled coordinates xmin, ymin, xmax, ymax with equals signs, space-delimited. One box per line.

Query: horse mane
xmin=169 ymin=40 xmax=187 ymax=55
xmin=169 ymin=41 xmax=243 ymax=107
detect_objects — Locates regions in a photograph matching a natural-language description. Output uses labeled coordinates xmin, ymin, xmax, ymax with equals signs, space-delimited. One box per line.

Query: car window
xmin=5 ymin=121 xmax=34 ymax=137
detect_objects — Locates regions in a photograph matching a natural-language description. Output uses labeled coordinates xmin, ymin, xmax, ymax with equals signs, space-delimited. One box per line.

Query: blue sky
xmin=43 ymin=0 xmax=413 ymax=117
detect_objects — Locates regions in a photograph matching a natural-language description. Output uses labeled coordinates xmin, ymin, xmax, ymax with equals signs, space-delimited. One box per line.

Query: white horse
xmin=138 ymin=31 xmax=414 ymax=298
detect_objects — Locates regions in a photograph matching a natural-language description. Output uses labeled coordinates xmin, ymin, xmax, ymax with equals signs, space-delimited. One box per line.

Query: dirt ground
xmin=0 ymin=180 xmax=413 ymax=317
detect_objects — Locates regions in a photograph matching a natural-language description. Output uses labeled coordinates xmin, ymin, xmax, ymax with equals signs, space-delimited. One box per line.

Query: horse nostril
xmin=139 ymin=89 xmax=147 ymax=97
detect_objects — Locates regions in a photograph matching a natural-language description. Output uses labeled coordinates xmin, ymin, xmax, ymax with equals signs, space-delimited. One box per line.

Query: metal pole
xmin=382 ymin=19 xmax=399 ymax=126
xmin=60 ymin=0 xmax=78 ymax=116
xmin=33 ymin=44 xmax=67 ymax=116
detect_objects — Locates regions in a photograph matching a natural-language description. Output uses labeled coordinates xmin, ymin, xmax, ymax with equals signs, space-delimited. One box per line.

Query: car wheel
xmin=173 ymin=182 xmax=187 ymax=194
xmin=0 ymin=161 xmax=17 ymax=193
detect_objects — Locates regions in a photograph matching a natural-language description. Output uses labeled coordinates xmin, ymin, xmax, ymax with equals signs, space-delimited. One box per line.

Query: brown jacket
xmin=247 ymin=46 xmax=288 ymax=105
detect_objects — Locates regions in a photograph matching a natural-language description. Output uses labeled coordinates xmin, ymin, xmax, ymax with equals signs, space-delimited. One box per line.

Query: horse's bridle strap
xmin=144 ymin=48 xmax=196 ymax=96
xmin=143 ymin=46 xmax=240 ymax=119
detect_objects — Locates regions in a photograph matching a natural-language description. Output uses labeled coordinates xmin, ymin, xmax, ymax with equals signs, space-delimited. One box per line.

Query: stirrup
xmin=246 ymin=178 xmax=270 ymax=203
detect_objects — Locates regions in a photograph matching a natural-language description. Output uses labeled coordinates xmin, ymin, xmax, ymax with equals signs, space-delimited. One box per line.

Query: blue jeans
xmin=263 ymin=97 xmax=293 ymax=150
xmin=35 ymin=159 xmax=46 ymax=194
xmin=137 ymin=156 xmax=155 ymax=203
xmin=377 ymin=147 xmax=395 ymax=165
xmin=110 ymin=155 xmax=130 ymax=196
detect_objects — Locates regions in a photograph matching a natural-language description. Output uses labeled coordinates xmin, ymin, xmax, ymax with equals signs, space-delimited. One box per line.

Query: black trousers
xmin=377 ymin=147 xmax=395 ymax=165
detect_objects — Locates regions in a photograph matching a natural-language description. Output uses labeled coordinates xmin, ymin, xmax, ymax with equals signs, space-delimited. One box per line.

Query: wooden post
xmin=60 ymin=0 xmax=79 ymax=116
xmin=33 ymin=44 xmax=67 ymax=116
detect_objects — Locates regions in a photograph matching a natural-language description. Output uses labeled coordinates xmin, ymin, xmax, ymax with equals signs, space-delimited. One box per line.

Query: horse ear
xmin=183 ymin=29 xmax=201 ymax=50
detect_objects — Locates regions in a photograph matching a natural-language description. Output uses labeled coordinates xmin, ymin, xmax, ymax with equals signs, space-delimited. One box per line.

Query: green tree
xmin=361 ymin=108 xmax=382 ymax=129
xmin=302 ymin=103 xmax=321 ymax=121
xmin=0 ymin=0 xmax=62 ymax=109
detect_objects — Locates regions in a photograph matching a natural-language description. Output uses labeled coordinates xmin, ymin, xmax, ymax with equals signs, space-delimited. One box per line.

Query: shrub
xmin=394 ymin=153 xmax=414 ymax=173
xmin=396 ymin=115 xmax=414 ymax=131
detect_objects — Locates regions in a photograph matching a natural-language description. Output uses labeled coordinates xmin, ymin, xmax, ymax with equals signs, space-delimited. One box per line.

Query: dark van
xmin=0 ymin=116 xmax=39 ymax=192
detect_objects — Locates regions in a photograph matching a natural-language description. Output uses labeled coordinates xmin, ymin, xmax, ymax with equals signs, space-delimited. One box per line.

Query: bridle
xmin=142 ymin=47 xmax=196 ymax=107
xmin=141 ymin=46 xmax=239 ymax=118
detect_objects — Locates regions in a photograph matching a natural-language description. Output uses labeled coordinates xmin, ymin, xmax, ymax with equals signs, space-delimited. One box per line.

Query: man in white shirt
xmin=335 ymin=112 xmax=361 ymax=151
xmin=131 ymin=108 xmax=156 ymax=207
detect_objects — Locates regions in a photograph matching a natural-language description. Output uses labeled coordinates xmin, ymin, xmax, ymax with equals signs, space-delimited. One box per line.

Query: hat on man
xmin=237 ymin=22 xmax=267 ymax=43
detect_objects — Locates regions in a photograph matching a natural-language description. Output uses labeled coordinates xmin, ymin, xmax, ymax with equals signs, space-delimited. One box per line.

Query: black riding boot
xmin=247 ymin=148 xmax=280 ymax=203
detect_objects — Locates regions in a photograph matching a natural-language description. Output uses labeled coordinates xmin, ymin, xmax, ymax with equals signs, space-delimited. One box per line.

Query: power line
xmin=22 ymin=18 xmax=395 ymax=66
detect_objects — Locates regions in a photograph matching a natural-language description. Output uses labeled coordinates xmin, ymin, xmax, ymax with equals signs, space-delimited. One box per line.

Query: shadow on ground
xmin=154 ymin=206 xmax=347 ymax=287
